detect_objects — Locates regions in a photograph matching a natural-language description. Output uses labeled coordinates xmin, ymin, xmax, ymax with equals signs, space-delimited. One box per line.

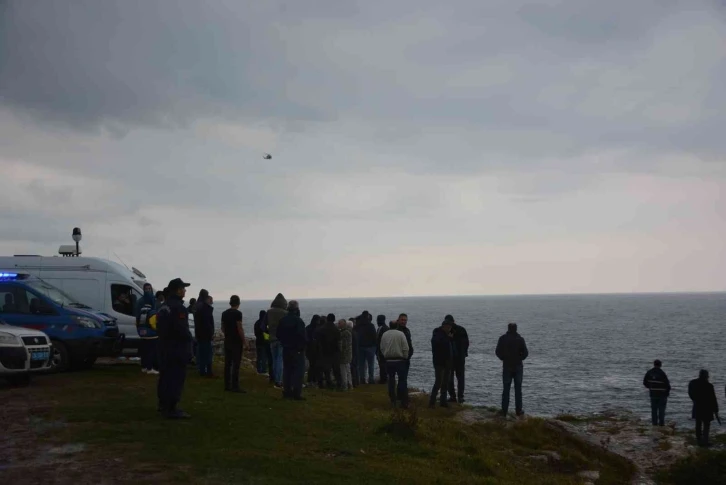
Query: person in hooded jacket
xmin=355 ymin=311 xmax=378 ymax=384
xmin=135 ymin=283 xmax=159 ymax=374
xmin=253 ymin=310 xmax=268 ymax=375
xmin=306 ymin=315 xmax=321 ymax=386
xmin=316 ymin=314 xmax=342 ymax=389
xmin=276 ymin=300 xmax=307 ymax=400
xmin=376 ymin=315 xmax=389 ymax=384
xmin=338 ymin=319 xmax=353 ymax=390
xmin=688 ymin=369 xmax=720 ymax=447
xmin=430 ymin=318 xmax=454 ymax=408
xmin=194 ymin=289 xmax=215 ymax=377
xmin=187 ymin=298 xmax=197 ymax=315
xmin=446 ymin=315 xmax=469 ymax=403
xmin=495 ymin=322 xmax=529 ymax=417
xmin=643 ymin=359 xmax=671 ymax=426
xmin=266 ymin=293 xmax=288 ymax=387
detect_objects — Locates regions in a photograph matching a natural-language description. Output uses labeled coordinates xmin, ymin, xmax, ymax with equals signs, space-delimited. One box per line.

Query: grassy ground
xmin=1 ymin=361 xmax=637 ymax=485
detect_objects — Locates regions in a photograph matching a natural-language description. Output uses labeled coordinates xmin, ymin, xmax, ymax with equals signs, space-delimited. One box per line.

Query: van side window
xmin=111 ymin=284 xmax=138 ymax=316
xmin=0 ymin=285 xmax=32 ymax=314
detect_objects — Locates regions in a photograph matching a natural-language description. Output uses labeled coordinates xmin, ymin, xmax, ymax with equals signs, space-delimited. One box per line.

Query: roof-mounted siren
xmin=131 ymin=267 xmax=146 ymax=279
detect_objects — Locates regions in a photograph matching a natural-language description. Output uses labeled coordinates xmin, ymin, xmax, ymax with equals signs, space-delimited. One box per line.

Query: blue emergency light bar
xmin=0 ymin=272 xmax=29 ymax=280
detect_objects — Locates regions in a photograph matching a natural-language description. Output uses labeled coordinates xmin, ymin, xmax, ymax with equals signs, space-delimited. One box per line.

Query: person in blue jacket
xmin=135 ymin=282 xmax=159 ymax=374
xmin=156 ymin=278 xmax=192 ymax=419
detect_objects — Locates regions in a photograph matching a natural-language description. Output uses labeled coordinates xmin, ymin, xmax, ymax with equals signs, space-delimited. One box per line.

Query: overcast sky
xmin=1 ymin=0 xmax=724 ymax=300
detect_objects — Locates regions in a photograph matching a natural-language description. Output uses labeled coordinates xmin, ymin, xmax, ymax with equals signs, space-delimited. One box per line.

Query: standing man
xmin=688 ymin=369 xmax=720 ymax=447
xmin=221 ymin=295 xmax=246 ymax=393
xmin=186 ymin=298 xmax=197 ymax=315
xmin=429 ymin=317 xmax=454 ymax=408
xmin=194 ymin=289 xmax=215 ymax=377
xmin=643 ymin=359 xmax=671 ymax=426
xmin=253 ymin=310 xmax=268 ymax=375
xmin=155 ymin=290 xmax=166 ymax=308
xmin=396 ymin=313 xmax=414 ymax=373
xmin=376 ymin=315 xmax=389 ymax=384
xmin=316 ymin=314 xmax=341 ymax=389
xmin=266 ymin=293 xmax=288 ymax=388
xmin=276 ymin=300 xmax=307 ymax=400
xmin=447 ymin=315 xmax=469 ymax=404
xmin=380 ymin=321 xmax=410 ymax=409
xmin=495 ymin=322 xmax=529 ymax=417
xmin=156 ymin=279 xmax=192 ymax=419
xmin=355 ymin=311 xmax=377 ymax=384
xmin=135 ymin=283 xmax=159 ymax=374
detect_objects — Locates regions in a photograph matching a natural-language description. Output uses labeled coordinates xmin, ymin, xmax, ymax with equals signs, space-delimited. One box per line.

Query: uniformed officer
xmin=156 ymin=278 xmax=192 ymax=419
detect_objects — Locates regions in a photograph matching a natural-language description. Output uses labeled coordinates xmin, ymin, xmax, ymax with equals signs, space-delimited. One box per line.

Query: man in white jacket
xmin=380 ymin=326 xmax=410 ymax=408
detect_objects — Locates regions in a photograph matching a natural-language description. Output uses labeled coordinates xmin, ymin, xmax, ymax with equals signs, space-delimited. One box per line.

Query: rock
xmin=578 ymin=470 xmax=600 ymax=481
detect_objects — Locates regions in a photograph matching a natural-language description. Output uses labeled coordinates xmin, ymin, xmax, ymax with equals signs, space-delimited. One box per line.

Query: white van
xmin=0 ymin=250 xmax=151 ymax=351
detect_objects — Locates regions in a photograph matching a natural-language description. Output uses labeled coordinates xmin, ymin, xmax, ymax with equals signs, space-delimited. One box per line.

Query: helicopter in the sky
xmin=263 ymin=153 xmax=272 ymax=160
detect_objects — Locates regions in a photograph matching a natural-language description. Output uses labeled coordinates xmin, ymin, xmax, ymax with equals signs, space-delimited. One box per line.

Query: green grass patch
xmin=658 ymin=450 xmax=726 ymax=485
xmin=22 ymin=363 xmax=636 ymax=484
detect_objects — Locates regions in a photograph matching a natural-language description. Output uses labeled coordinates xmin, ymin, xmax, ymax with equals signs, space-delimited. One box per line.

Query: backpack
xmin=137 ymin=304 xmax=158 ymax=338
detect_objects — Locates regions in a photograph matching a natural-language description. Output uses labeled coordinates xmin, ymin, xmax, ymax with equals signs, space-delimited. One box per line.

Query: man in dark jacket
xmin=276 ymin=300 xmax=307 ymax=400
xmin=305 ymin=315 xmax=321 ymax=386
xmin=376 ymin=315 xmax=389 ymax=384
xmin=221 ymin=295 xmax=245 ymax=393
xmin=446 ymin=315 xmax=469 ymax=403
xmin=193 ymin=289 xmax=215 ymax=377
xmin=355 ymin=311 xmax=378 ymax=384
xmin=316 ymin=314 xmax=341 ymax=389
xmin=643 ymin=359 xmax=671 ymax=426
xmin=429 ymin=318 xmax=454 ymax=408
xmin=253 ymin=310 xmax=268 ymax=375
xmin=688 ymin=369 xmax=720 ymax=447
xmin=495 ymin=322 xmax=529 ymax=417
xmin=156 ymin=279 xmax=192 ymax=419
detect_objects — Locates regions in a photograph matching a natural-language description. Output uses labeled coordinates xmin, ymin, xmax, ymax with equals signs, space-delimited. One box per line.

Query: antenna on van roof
xmin=113 ymin=252 xmax=130 ymax=270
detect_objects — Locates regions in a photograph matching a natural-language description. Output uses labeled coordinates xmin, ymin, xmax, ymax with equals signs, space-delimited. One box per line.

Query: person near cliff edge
xmin=305 ymin=315 xmax=321 ymax=387
xmin=495 ymin=322 xmax=529 ymax=417
xmin=221 ymin=295 xmax=246 ymax=393
xmin=688 ymin=369 xmax=720 ymax=447
xmin=194 ymin=289 xmax=216 ymax=377
xmin=156 ymin=279 xmax=192 ymax=419
xmin=276 ymin=300 xmax=307 ymax=400
xmin=429 ymin=318 xmax=454 ymax=408
xmin=380 ymin=321 xmax=410 ymax=408
xmin=253 ymin=310 xmax=268 ymax=375
xmin=375 ymin=315 xmax=389 ymax=384
xmin=447 ymin=315 xmax=469 ymax=404
xmin=643 ymin=359 xmax=671 ymax=426
xmin=355 ymin=311 xmax=378 ymax=385
xmin=265 ymin=293 xmax=288 ymax=388
xmin=316 ymin=314 xmax=342 ymax=389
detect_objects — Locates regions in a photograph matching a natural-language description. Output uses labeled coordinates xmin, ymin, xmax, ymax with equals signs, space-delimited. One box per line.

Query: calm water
xmin=227 ymin=293 xmax=725 ymax=428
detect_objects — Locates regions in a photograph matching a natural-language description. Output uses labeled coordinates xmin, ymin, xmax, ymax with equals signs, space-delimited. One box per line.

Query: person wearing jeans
xmin=429 ymin=318 xmax=453 ymax=408
xmin=354 ymin=311 xmax=378 ymax=384
xmin=643 ymin=359 xmax=671 ymax=426
xmin=265 ymin=293 xmax=288 ymax=387
xmin=380 ymin=324 xmax=410 ymax=408
xmin=496 ymin=323 xmax=529 ymax=417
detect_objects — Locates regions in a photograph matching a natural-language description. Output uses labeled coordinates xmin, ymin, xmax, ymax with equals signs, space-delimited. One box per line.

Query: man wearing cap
xmin=156 ymin=278 xmax=193 ymax=419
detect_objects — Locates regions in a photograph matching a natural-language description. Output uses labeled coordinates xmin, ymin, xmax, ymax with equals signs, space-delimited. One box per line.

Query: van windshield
xmin=25 ymin=280 xmax=91 ymax=309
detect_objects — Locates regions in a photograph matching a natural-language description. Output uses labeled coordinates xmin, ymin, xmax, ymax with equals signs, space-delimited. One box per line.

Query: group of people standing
xmin=642 ymin=360 xmax=722 ymax=447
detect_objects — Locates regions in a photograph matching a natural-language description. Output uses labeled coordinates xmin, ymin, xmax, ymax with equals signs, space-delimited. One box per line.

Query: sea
xmin=228 ymin=293 xmax=725 ymax=429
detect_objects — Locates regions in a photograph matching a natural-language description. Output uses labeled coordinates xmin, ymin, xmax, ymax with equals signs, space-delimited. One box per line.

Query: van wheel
xmin=7 ymin=374 xmax=31 ymax=386
xmin=50 ymin=340 xmax=70 ymax=372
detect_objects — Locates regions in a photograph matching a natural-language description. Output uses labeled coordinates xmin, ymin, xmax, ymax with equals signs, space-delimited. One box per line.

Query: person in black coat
xmin=305 ymin=315 xmax=321 ymax=385
xmin=445 ymin=315 xmax=469 ymax=403
xmin=316 ymin=314 xmax=342 ymax=389
xmin=375 ymin=315 xmax=389 ymax=384
xmin=276 ymin=300 xmax=307 ymax=400
xmin=253 ymin=310 xmax=268 ymax=374
xmin=156 ymin=279 xmax=192 ymax=419
xmin=429 ymin=319 xmax=454 ymax=408
xmin=193 ymin=289 xmax=215 ymax=377
xmin=688 ymin=369 xmax=720 ymax=447
xmin=355 ymin=311 xmax=378 ymax=384
xmin=643 ymin=359 xmax=671 ymax=426
xmin=495 ymin=322 xmax=529 ymax=417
